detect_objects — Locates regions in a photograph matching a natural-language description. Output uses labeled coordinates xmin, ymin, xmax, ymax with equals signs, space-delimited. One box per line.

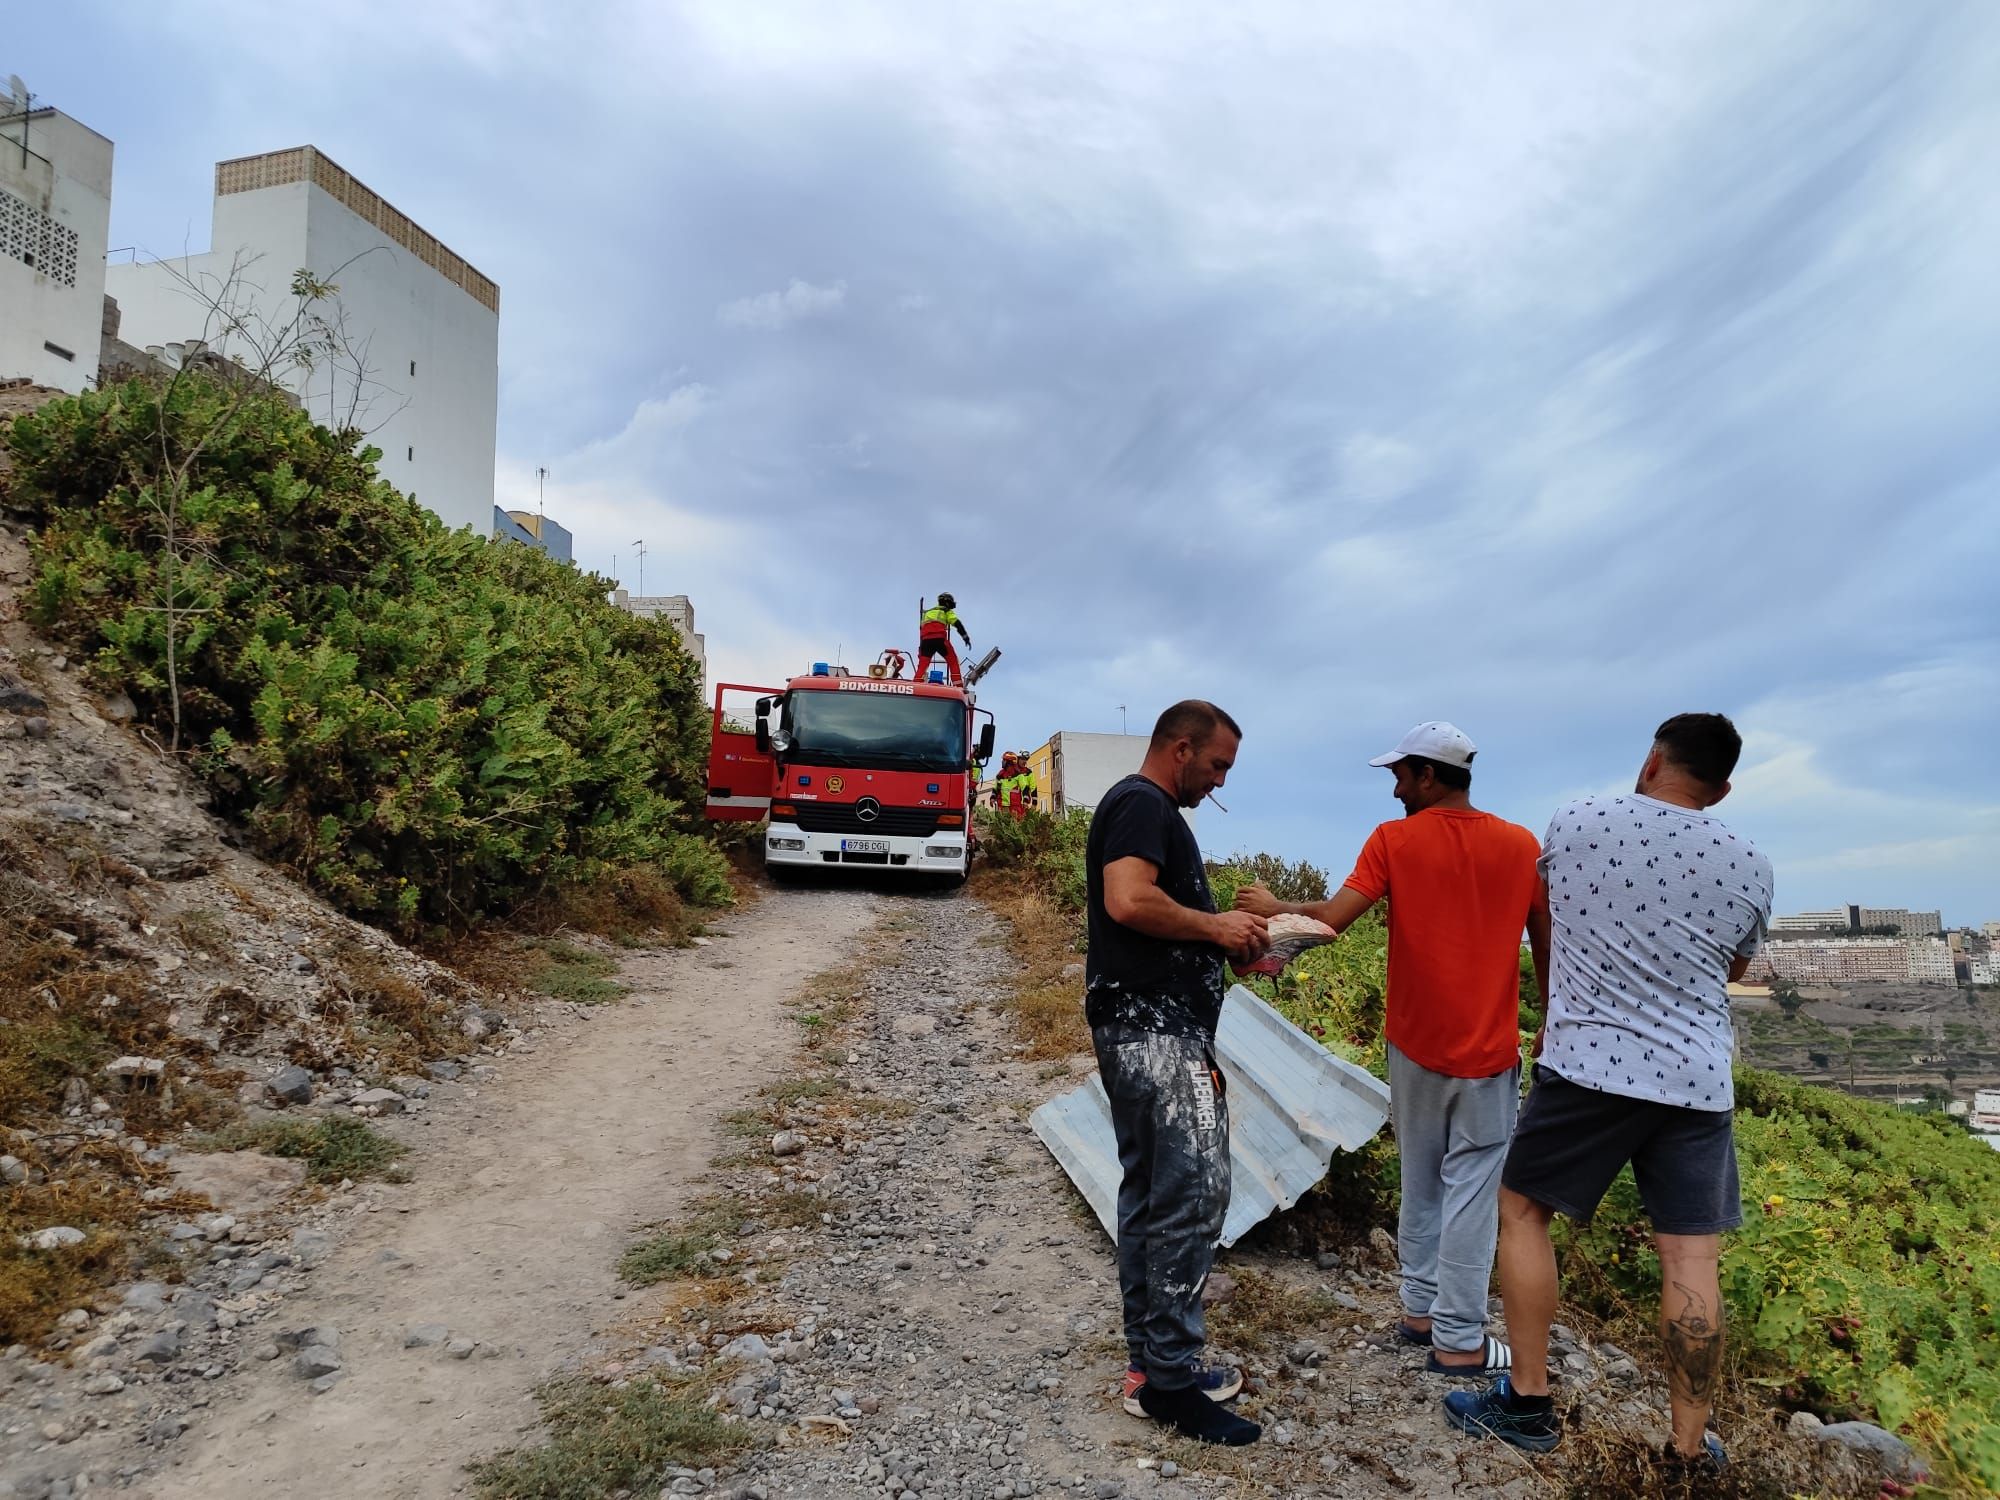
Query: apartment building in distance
xmin=1 ymin=96 xmax=113 ymax=391
xmin=1855 ymin=906 xmax=1943 ymax=937
xmin=1770 ymin=903 xmax=1944 ymax=937
xmin=1771 ymin=909 xmax=1851 ymax=934
xmin=107 ymin=146 xmax=498 ymax=537
xmin=494 ymin=508 xmax=573 ymax=563
xmin=610 ymin=589 xmax=706 ymax=691
xmin=1757 ymin=936 xmax=1957 ymax=986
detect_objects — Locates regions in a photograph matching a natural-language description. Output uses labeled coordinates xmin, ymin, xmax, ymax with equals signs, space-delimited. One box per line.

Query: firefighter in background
xmin=992 ymin=751 xmax=1023 ymax=813
xmin=992 ymin=752 xmax=1040 ymax=819
xmin=1012 ymin=752 xmax=1041 ymax=812
xmin=915 ymin=593 xmax=972 ymax=684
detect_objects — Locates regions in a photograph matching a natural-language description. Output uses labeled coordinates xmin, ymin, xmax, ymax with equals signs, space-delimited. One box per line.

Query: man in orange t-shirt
xmin=1237 ymin=721 xmax=1548 ymax=1376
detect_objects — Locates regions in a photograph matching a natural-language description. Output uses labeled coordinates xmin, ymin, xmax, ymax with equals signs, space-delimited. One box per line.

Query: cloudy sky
xmin=16 ymin=1 xmax=2000 ymax=922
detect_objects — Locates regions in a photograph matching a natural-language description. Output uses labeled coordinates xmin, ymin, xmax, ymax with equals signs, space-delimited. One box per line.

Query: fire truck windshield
xmin=783 ymin=691 xmax=966 ymax=771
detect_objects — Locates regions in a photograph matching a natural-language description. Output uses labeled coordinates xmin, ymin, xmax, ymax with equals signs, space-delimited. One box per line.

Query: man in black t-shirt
xmin=1087 ymin=700 xmax=1269 ymax=1447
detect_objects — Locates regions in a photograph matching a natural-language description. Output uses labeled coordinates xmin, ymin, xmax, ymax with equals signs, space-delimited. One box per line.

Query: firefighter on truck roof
xmin=915 ymin=593 xmax=972 ymax=684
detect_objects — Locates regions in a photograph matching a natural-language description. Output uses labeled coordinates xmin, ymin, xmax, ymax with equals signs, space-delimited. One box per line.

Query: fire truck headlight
xmin=769 ymin=836 xmax=806 ymax=851
xmin=925 ymin=844 xmax=959 ymax=858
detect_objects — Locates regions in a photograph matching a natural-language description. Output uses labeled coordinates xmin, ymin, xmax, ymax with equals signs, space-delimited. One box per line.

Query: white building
xmin=610 ymin=589 xmax=706 ymax=690
xmin=106 ymin=146 xmax=497 ymax=536
xmin=1024 ymin=731 xmax=1198 ymax=833
xmin=1 ymin=102 xmax=113 ymax=391
xmin=1856 ymin=906 xmax=1943 ymax=937
xmin=1970 ymin=953 xmax=2000 ymax=987
xmin=1761 ymin=936 xmax=1956 ymax=986
xmin=1772 ymin=910 xmax=1851 ymax=933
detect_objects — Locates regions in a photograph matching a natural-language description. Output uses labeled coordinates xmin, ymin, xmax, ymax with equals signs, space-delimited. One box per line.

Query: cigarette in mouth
xmin=1205 ymin=791 xmax=1230 ymax=813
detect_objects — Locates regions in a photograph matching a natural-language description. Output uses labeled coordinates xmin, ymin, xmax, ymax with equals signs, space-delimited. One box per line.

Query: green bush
xmin=976 ymin=807 xmax=1090 ymax=912
xmin=1208 ymin=850 xmax=1330 ymax=907
xmin=2 ymin=377 xmax=730 ymax=936
xmin=1563 ymin=1069 xmax=2000 ymax=1490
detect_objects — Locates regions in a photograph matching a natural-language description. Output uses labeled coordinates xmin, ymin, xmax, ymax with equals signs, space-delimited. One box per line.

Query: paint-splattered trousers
xmin=1092 ymin=1023 xmax=1232 ymax=1391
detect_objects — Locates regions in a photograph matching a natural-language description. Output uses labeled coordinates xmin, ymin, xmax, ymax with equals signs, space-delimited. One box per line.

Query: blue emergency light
xmin=812 ymin=662 xmax=830 ymax=676
xmin=929 ymin=669 xmax=945 ymax=683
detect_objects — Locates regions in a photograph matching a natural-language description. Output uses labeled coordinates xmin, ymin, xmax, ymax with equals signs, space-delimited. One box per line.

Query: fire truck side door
xmin=705 ymin=683 xmax=781 ymax=821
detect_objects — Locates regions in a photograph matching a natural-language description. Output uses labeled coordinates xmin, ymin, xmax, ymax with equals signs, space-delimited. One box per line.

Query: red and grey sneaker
xmin=1122 ymin=1362 xmax=1245 ymax=1416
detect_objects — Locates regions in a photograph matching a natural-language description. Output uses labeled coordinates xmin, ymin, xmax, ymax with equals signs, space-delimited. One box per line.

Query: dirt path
xmin=603 ymin=892 xmax=1542 ymax=1500
xmin=143 ymin=887 xmax=884 ymax=1499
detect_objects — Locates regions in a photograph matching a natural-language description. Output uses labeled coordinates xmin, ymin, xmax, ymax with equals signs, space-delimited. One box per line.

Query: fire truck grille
xmin=789 ymin=803 xmax=941 ymax=838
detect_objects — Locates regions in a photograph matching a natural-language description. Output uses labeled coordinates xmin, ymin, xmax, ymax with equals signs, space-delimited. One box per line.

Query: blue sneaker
xmin=1123 ymin=1361 xmax=1243 ymax=1416
xmin=1443 ymin=1374 xmax=1560 ymax=1453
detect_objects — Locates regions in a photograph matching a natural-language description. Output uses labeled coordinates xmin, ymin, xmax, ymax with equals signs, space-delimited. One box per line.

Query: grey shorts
xmin=1501 ymin=1065 xmax=1742 ymax=1235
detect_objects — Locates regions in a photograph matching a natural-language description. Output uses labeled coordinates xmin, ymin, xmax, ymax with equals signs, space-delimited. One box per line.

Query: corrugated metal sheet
xmin=1030 ymin=984 xmax=1392 ymax=1247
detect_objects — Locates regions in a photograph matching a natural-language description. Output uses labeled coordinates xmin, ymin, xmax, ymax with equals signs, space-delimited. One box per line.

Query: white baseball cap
xmin=1368 ymin=721 xmax=1478 ymax=770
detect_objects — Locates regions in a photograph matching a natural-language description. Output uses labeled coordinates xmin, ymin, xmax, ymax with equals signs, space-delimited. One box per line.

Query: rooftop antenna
xmin=534 ymin=465 xmax=548 ymax=534
xmin=7 ymin=77 xmax=32 ymax=169
xmin=1118 ymin=704 xmax=1127 ymax=735
xmin=633 ymin=538 xmax=647 ymax=597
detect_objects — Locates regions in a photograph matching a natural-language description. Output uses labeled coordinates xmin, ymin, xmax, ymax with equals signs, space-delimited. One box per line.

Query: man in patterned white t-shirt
xmin=1445 ymin=714 xmax=1773 ymax=1472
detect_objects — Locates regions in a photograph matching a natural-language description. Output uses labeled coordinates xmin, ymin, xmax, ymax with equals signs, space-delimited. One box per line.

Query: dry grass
xmin=434 ymin=861 xmax=717 ymax=997
xmin=0 ymin=1138 xmax=209 ymax=1344
xmin=0 ymin=828 xmax=247 ymax=1343
xmin=0 ymin=864 xmax=194 ymax=1130
xmin=966 ymin=870 xmax=1089 ymax=1059
xmin=215 ymin=874 xmax=276 ymax=921
xmin=515 ymin=864 xmax=697 ymax=946
xmin=172 ymin=906 xmax=232 ymax=959
xmin=1204 ymin=1265 xmax=1351 ymax=1355
xmin=1552 ymin=1420 xmax=1883 ymax=1499
xmin=322 ymin=945 xmax=464 ymax=1070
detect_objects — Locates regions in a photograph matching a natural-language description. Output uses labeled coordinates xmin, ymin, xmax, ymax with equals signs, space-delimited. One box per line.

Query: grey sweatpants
xmin=1092 ymin=1024 xmax=1231 ymax=1391
xmin=1387 ymin=1040 xmax=1519 ymax=1354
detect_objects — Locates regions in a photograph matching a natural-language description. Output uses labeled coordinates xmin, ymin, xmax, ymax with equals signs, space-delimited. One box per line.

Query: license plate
xmin=841 ymin=838 xmax=890 ymax=854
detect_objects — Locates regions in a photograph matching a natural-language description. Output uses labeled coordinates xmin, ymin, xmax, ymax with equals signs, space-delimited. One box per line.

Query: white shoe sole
xmin=1123 ymin=1374 xmax=1242 ymax=1417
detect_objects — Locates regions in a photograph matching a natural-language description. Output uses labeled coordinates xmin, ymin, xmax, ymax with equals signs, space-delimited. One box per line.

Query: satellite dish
xmin=7 ymin=76 xmax=27 ymax=109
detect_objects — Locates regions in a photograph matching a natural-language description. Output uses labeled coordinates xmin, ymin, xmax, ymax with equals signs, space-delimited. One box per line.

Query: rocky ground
xmin=1 ymin=875 xmax=1924 ymax=1500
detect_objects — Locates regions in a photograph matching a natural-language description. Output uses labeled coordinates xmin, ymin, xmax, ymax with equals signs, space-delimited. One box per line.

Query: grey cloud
xmin=717 ymin=278 xmax=849 ymax=331
xmin=19 ymin=0 xmax=2000 ymax=916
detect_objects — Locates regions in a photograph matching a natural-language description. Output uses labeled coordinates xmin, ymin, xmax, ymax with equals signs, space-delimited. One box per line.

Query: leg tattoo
xmin=1664 ymin=1280 xmax=1723 ymax=1405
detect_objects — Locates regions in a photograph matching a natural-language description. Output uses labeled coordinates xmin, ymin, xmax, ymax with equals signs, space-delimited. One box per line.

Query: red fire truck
xmin=704 ymin=650 xmax=997 ymax=884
